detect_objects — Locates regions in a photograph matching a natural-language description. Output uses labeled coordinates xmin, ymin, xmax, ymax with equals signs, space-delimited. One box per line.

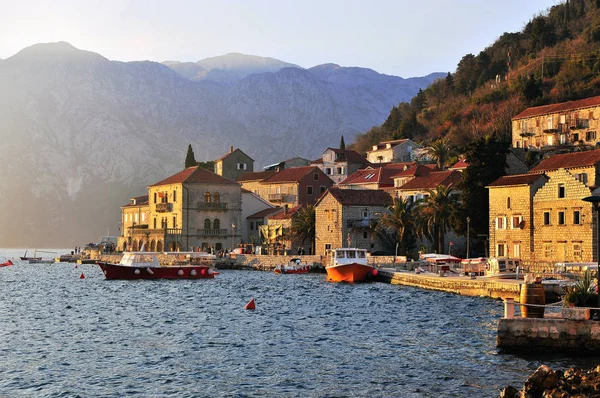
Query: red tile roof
xmin=324 ymin=187 xmax=393 ymax=206
xmin=150 ymin=166 xmax=238 ymax=187
xmin=397 ymin=170 xmax=462 ymax=190
xmin=391 ymin=164 xmax=437 ymax=178
xmin=449 ymin=158 xmax=469 ymax=170
xmin=513 ymin=95 xmax=600 ymax=120
xmin=529 ymin=149 xmax=600 ymax=173
xmin=262 ymin=166 xmax=326 ymax=184
xmin=237 ymin=171 xmax=277 ymax=182
xmin=487 ymin=173 xmax=546 ymax=187
xmin=247 ymin=207 xmax=282 ymax=219
xmin=268 ymin=205 xmax=304 ymax=220
xmin=122 ymin=195 xmax=149 ymax=207
xmin=340 ymin=163 xmax=414 ymax=187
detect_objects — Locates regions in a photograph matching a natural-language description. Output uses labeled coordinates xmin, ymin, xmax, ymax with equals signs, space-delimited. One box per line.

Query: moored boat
xmin=20 ymin=249 xmax=41 ymax=261
xmin=0 ymin=259 xmax=13 ymax=267
xmin=325 ymin=248 xmax=377 ymax=283
xmin=97 ymin=252 xmax=217 ymax=280
xmin=274 ymin=258 xmax=310 ymax=274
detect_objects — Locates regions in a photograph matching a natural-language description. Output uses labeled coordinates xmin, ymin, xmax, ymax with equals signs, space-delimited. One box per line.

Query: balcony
xmin=197 ymin=229 xmax=228 ymax=237
xmin=197 ymin=202 xmax=227 ymax=211
xmin=268 ymin=193 xmax=297 ymax=203
xmin=155 ymin=203 xmax=172 ymax=213
xmin=347 ymin=218 xmax=375 ymax=229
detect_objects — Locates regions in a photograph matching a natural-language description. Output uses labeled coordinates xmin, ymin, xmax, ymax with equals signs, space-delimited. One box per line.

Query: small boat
xmin=20 ymin=250 xmax=41 ymax=261
xmin=274 ymin=258 xmax=310 ymax=274
xmin=480 ymin=257 xmax=522 ymax=279
xmin=28 ymin=258 xmax=55 ymax=264
xmin=325 ymin=248 xmax=377 ymax=283
xmin=97 ymin=252 xmax=217 ymax=280
xmin=0 ymin=259 xmax=13 ymax=267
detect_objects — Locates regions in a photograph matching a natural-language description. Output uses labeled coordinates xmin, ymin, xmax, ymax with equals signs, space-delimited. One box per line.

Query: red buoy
xmin=75 ymin=264 xmax=78 ymax=268
xmin=244 ymin=298 xmax=256 ymax=310
xmin=80 ymin=273 xmax=85 ymax=279
xmin=371 ymin=269 xmax=378 ymax=277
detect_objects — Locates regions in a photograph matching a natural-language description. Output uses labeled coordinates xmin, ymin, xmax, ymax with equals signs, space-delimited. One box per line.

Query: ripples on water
xmin=0 ymin=249 xmax=598 ymax=397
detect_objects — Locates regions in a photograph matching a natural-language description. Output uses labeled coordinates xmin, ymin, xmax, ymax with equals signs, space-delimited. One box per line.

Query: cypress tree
xmin=340 ymin=135 xmax=346 ymax=150
xmin=184 ymin=144 xmax=197 ymax=168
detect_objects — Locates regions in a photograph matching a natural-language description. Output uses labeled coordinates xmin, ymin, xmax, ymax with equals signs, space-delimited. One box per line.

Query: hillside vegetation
xmin=351 ymin=0 xmax=600 ymax=153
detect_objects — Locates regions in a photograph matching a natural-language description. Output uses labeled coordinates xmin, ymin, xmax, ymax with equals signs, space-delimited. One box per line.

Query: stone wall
xmin=498 ymin=317 xmax=600 ymax=353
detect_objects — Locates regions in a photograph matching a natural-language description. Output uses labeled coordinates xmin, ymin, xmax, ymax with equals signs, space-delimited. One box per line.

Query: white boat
xmin=325 ymin=248 xmax=377 ymax=283
xmin=27 ymin=250 xmax=57 ymax=264
xmin=480 ymin=257 xmax=522 ymax=279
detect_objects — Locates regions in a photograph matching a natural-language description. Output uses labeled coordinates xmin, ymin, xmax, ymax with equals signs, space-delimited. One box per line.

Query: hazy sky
xmin=1 ymin=0 xmax=558 ymax=77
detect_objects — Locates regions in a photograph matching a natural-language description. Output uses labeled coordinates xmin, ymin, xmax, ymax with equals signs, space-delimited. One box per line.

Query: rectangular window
xmin=497 ymin=244 xmax=505 ymax=257
xmin=325 ymin=244 xmax=332 ymax=254
xmin=141 ymin=213 xmax=146 ymax=222
xmin=587 ymin=131 xmax=597 ymax=141
xmin=363 ymin=232 xmax=368 ymax=239
xmin=573 ymin=133 xmax=579 ymax=142
xmin=337 ymin=167 xmax=343 ymax=175
xmin=215 ymin=243 xmax=222 ymax=250
xmin=558 ymin=211 xmax=565 ymax=225
xmin=307 ymin=185 xmax=313 ymax=195
xmin=313 ymin=173 xmax=319 ymax=180
xmin=536 ymin=118 xmax=540 ymax=127
xmin=547 ymin=135 xmax=553 ymax=146
xmin=574 ymin=243 xmax=582 ymax=258
xmin=250 ymin=221 xmax=254 ymax=231
xmin=558 ymin=184 xmax=565 ymax=198
xmin=513 ymin=244 xmax=521 ymax=258
xmin=560 ymin=134 xmax=566 ymax=144
xmin=154 ymin=192 xmax=157 ymax=204
xmin=320 ymin=186 xmax=326 ymax=193
xmin=135 ymin=213 xmax=139 ymax=223
xmin=575 ymin=173 xmax=588 ymax=184
xmin=173 ymin=190 xmax=177 ymax=202
xmin=512 ymin=216 xmax=522 ymax=229
xmin=574 ymin=211 xmax=581 ymax=225
xmin=544 ymin=243 xmax=552 ymax=258
xmin=560 ymin=114 xmax=566 ymax=124
xmin=325 ymin=168 xmax=332 ymax=175
xmin=237 ymin=163 xmax=247 ymax=170
xmin=362 ymin=210 xmax=369 ymax=218
xmin=589 ymin=111 xmax=594 ymax=120
xmin=173 ymin=216 xmax=176 ymax=228
xmin=496 ymin=217 xmax=505 ymax=229
xmin=544 ymin=212 xmax=550 ymax=225
xmin=124 ymin=214 xmax=128 ymax=222
xmin=547 ymin=116 xmax=553 ymax=130
xmin=326 ymin=210 xmax=332 ymax=221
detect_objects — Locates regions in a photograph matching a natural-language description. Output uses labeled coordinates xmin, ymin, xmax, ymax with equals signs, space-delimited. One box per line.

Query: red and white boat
xmin=325 ymin=248 xmax=377 ymax=283
xmin=274 ymin=258 xmax=310 ymax=274
xmin=97 ymin=252 xmax=217 ymax=280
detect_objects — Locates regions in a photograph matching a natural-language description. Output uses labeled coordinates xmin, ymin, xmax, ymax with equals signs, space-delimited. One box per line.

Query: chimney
xmin=284 ymin=204 xmax=288 ymax=215
xmin=230 ymin=146 xmax=234 ymax=153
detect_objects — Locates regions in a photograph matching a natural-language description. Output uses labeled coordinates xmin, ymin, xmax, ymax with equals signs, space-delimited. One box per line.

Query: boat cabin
xmin=487 ymin=257 xmax=521 ymax=275
xmin=330 ymin=248 xmax=368 ymax=266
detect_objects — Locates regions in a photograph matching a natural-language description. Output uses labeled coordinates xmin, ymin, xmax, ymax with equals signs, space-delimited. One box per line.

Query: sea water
xmin=0 ymin=249 xmax=597 ymax=397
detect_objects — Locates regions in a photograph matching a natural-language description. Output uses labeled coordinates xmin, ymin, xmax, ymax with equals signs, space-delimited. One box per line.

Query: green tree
xmin=423 ymin=139 xmax=452 ymax=170
xmin=197 ymin=160 xmax=215 ymax=171
xmin=289 ymin=205 xmax=316 ymax=254
xmin=378 ymin=197 xmax=414 ymax=256
xmin=184 ymin=144 xmax=197 ymax=168
xmin=415 ymin=185 xmax=457 ymax=254
xmin=340 ymin=135 xmax=346 ymax=150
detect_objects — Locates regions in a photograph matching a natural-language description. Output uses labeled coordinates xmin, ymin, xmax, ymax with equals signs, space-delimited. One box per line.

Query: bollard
xmin=504 ymin=298 xmax=515 ymax=319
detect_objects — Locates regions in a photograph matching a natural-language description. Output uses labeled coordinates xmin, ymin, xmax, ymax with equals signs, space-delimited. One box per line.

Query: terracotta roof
xmin=215 ymin=148 xmax=254 ymax=162
xmin=449 ymin=158 xmax=469 ymax=170
xmin=311 ymin=158 xmax=324 ymax=165
xmin=340 ymin=163 xmax=413 ymax=187
xmin=396 ymin=170 xmax=462 ymax=190
xmin=320 ymin=148 xmax=367 ymax=164
xmin=487 ymin=173 xmax=546 ymax=187
xmin=391 ymin=164 xmax=437 ymax=178
xmin=324 ymin=187 xmax=393 ymax=206
xmin=122 ymin=195 xmax=149 ymax=207
xmin=529 ymin=149 xmax=600 ymax=173
xmin=262 ymin=166 xmax=325 ymax=184
xmin=237 ymin=170 xmax=277 ymax=182
xmin=513 ymin=95 xmax=600 ymax=120
xmin=247 ymin=207 xmax=282 ymax=219
xmin=150 ymin=166 xmax=238 ymax=187
xmin=268 ymin=205 xmax=303 ymax=220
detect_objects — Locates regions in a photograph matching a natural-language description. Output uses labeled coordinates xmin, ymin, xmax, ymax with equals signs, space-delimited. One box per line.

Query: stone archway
xmin=157 ymin=240 xmax=163 ymax=252
xmin=168 ymin=241 xmax=181 ymax=252
xmin=150 ymin=240 xmax=156 ymax=252
xmin=132 ymin=240 xmax=139 ymax=251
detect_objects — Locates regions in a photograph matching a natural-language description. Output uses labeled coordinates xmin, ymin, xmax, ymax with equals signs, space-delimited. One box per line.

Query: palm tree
xmin=424 ymin=139 xmax=451 ymax=170
xmin=415 ymin=185 xmax=457 ymax=254
xmin=289 ymin=205 xmax=315 ymax=254
xmin=378 ymin=197 xmax=414 ymax=256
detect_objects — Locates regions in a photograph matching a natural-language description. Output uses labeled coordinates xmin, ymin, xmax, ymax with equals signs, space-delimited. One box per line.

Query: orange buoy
xmin=244 ymin=298 xmax=256 ymax=310
xmin=79 ymin=273 xmax=85 ymax=279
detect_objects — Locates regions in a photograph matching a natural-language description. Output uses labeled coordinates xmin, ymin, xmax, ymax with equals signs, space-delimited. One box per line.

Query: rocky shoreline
xmin=499 ymin=364 xmax=600 ymax=397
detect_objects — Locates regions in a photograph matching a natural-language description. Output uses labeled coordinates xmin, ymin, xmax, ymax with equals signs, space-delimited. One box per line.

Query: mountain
xmin=0 ymin=42 xmax=442 ymax=246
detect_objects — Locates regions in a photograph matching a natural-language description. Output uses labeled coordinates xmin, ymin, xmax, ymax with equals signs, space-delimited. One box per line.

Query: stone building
xmin=120 ymin=195 xmax=149 ymax=250
xmin=512 ymin=95 xmax=600 ymax=151
xmin=365 ymin=139 xmax=421 ymax=164
xmin=488 ymin=149 xmax=600 ymax=263
xmin=119 ymin=166 xmax=242 ymax=253
xmin=263 ymin=157 xmax=311 ymax=171
xmin=240 ymin=166 xmax=333 ymax=207
xmin=261 ymin=205 xmax=309 ymax=255
xmin=314 ymin=188 xmax=393 ymax=256
xmin=487 ymin=174 xmax=548 ymax=260
xmin=311 ymin=148 xmax=369 ymax=184
xmin=246 ymin=207 xmax=282 ymax=246
xmin=393 ymin=170 xmax=462 ymax=204
xmin=214 ymin=146 xmax=254 ymax=181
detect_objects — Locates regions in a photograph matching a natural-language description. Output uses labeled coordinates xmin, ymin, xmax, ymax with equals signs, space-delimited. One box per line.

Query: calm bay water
xmin=0 ymin=249 xmax=598 ymax=397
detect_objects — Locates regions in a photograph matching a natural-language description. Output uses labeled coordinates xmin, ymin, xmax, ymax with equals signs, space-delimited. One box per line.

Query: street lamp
xmin=231 ymin=223 xmax=236 ymax=251
xmin=466 ymin=217 xmax=471 ymax=260
xmin=582 ymin=195 xmax=600 ymax=310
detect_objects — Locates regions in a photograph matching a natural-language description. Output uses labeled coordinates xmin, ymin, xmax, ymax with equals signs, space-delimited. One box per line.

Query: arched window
xmin=507 ymin=197 xmax=511 ymax=209
xmin=204 ymin=218 xmax=211 ymax=230
xmin=213 ymin=219 xmax=220 ymax=230
xmin=213 ymin=192 xmax=220 ymax=203
xmin=204 ymin=192 xmax=211 ymax=203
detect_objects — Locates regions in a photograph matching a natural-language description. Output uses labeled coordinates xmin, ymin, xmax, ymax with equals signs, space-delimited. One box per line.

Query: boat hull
xmin=274 ymin=267 xmax=309 ymax=275
xmin=97 ymin=262 xmax=215 ymax=280
xmin=325 ymin=263 xmax=376 ymax=283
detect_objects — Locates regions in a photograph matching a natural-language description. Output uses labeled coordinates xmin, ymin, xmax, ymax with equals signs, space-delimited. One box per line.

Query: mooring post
xmin=504 ymin=298 xmax=515 ymax=319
